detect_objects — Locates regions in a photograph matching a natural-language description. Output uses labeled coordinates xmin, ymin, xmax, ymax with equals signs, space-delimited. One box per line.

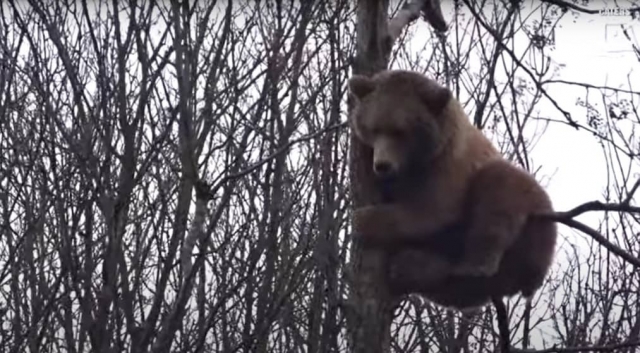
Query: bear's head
xmin=348 ymin=70 xmax=454 ymax=181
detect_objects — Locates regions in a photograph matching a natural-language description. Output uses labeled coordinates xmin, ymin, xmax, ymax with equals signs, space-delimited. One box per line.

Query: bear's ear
xmin=422 ymin=85 xmax=452 ymax=113
xmin=348 ymin=75 xmax=376 ymax=100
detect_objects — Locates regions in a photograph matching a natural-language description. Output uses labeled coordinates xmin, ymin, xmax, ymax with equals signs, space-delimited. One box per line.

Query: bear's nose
xmin=373 ymin=161 xmax=392 ymax=176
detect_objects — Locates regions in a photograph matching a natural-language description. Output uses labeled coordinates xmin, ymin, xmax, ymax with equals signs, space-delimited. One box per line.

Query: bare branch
xmin=180 ymin=195 xmax=209 ymax=280
xmin=511 ymin=339 xmax=640 ymax=353
xmin=538 ymin=0 xmax=599 ymax=14
xmin=556 ymin=200 xmax=640 ymax=219
xmin=542 ymin=214 xmax=640 ymax=269
xmin=388 ymin=0 xmax=427 ymax=43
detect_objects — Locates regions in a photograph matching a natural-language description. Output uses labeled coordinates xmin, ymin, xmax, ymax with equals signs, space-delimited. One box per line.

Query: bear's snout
xmin=374 ymin=160 xmax=393 ymax=177
xmin=372 ymin=153 xmax=400 ymax=180
xmin=372 ymin=137 xmax=402 ymax=179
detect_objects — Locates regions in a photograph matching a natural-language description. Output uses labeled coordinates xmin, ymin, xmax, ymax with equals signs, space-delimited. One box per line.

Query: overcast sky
xmin=530 ymin=6 xmax=639 ymax=261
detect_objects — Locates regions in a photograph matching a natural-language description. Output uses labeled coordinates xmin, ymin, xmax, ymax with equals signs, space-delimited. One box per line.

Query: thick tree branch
xmin=553 ymin=217 xmax=640 ymax=269
xmin=421 ymin=0 xmax=448 ymax=33
xmin=555 ymin=200 xmax=640 ymax=219
xmin=388 ymin=0 xmax=447 ymax=45
xmin=510 ymin=339 xmax=640 ymax=353
xmin=538 ymin=201 xmax=640 ymax=269
xmin=493 ymin=297 xmax=511 ymax=353
xmin=538 ymin=0 xmax=599 ymax=14
xmin=539 ymin=0 xmax=640 ymax=16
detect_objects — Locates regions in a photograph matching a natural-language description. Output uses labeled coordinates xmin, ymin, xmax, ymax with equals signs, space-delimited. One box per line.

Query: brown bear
xmin=348 ymin=69 xmax=557 ymax=310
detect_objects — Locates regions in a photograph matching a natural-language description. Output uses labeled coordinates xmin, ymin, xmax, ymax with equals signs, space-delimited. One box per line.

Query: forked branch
xmin=388 ymin=0 xmax=447 ymax=44
xmin=539 ymin=200 xmax=640 ymax=268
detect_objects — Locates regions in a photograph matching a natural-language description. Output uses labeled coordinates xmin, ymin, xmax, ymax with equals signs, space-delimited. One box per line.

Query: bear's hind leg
xmin=452 ymin=160 xmax=538 ymax=277
xmin=452 ymin=212 xmax=526 ymax=276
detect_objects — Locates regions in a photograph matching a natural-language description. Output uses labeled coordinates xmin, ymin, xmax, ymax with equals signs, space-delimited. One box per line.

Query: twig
xmin=218 ymin=122 xmax=347 ymax=187
xmin=624 ymin=178 xmax=640 ymax=205
xmin=543 ymin=79 xmax=640 ymax=96
xmin=462 ymin=0 xmax=579 ymax=129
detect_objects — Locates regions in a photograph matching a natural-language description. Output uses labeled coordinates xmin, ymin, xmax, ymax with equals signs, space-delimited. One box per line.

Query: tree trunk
xmin=347 ymin=1 xmax=395 ymax=353
xmin=347 ymin=0 xmax=448 ymax=351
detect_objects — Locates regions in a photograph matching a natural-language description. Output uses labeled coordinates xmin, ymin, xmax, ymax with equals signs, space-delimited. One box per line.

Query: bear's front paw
xmin=352 ymin=205 xmax=396 ymax=243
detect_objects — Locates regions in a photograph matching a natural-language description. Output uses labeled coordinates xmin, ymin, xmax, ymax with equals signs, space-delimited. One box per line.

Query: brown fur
xmin=348 ymin=70 xmax=557 ymax=310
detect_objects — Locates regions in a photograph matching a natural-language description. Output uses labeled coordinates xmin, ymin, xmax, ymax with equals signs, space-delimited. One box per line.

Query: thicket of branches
xmin=0 ymin=1 xmax=639 ymax=352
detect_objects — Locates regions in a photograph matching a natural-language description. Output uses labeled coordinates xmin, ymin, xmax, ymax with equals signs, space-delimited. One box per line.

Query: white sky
xmin=535 ymin=12 xmax=638 ymax=209
xmin=529 ymin=9 xmax=640 ymax=267
xmin=499 ymin=2 xmax=639 ymax=345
